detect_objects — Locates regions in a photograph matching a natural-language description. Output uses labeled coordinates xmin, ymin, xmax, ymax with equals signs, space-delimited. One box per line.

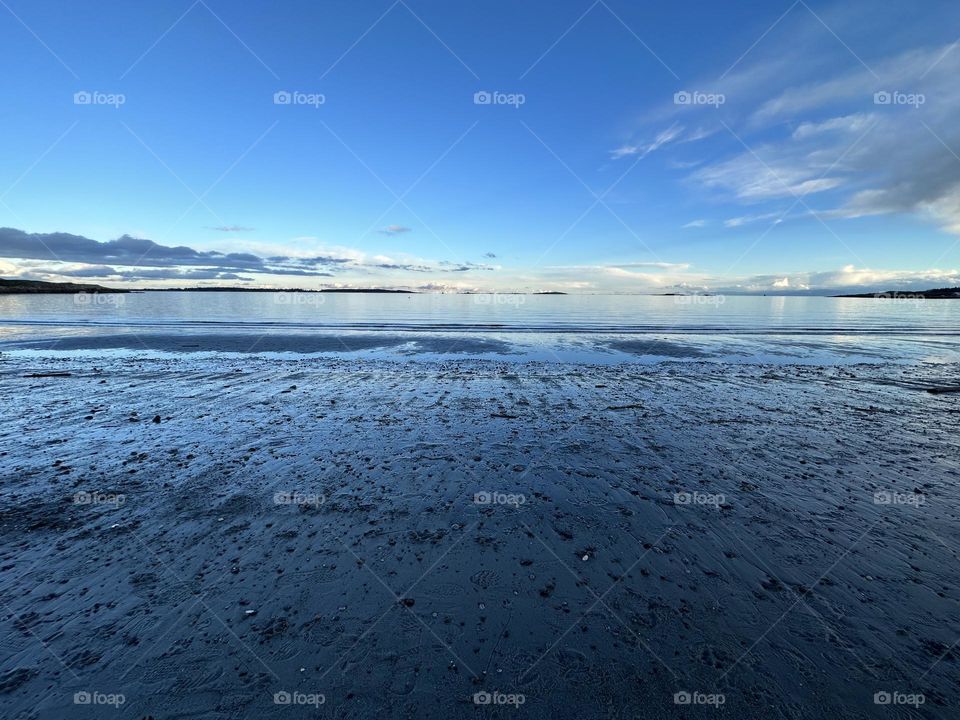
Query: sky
xmin=1 ymin=0 xmax=960 ymax=294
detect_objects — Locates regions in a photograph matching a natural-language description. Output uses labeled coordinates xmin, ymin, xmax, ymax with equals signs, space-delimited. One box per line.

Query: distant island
xmin=835 ymin=287 xmax=960 ymax=299
xmin=321 ymin=288 xmax=415 ymax=293
xmin=461 ymin=291 xmax=567 ymax=295
xmin=0 ymin=278 xmax=129 ymax=294
xmin=0 ymin=279 xmax=417 ymax=294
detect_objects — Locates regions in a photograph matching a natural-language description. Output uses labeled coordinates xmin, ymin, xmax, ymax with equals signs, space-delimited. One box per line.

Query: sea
xmin=1 ymin=291 xmax=958 ymax=364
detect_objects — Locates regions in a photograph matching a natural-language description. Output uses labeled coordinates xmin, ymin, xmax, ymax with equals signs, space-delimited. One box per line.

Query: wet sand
xmin=1 ymin=355 xmax=959 ymax=718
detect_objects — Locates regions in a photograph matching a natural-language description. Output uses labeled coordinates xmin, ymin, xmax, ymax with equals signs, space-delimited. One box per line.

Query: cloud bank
xmin=0 ymin=227 xmax=492 ymax=284
xmin=612 ymin=8 xmax=960 ymax=236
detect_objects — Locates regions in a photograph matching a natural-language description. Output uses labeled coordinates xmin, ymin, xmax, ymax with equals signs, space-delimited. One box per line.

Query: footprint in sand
xmin=470 ymin=569 xmax=501 ymax=590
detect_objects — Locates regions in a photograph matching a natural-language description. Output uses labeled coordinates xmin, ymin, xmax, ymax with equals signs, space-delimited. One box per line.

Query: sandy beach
xmin=1 ymin=354 xmax=958 ymax=718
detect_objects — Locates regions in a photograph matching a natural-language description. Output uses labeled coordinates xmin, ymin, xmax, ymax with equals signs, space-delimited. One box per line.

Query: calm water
xmin=1 ymin=291 xmax=958 ymax=363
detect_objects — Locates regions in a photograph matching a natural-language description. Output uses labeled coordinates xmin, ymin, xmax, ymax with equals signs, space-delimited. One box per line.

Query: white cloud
xmin=694 ymin=154 xmax=844 ymax=201
xmin=723 ymin=212 xmax=785 ymax=228
xmin=791 ymin=113 xmax=874 ymax=140
xmin=533 ymin=262 xmax=958 ymax=295
xmin=617 ymin=2 xmax=960 ymax=236
xmin=611 ymin=124 xmax=683 ymax=160
xmin=720 ymin=265 xmax=959 ymax=294
xmin=702 ymin=41 xmax=960 ymax=231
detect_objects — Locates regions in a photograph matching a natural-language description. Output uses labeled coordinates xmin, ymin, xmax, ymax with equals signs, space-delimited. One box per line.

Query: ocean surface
xmin=1 ymin=291 xmax=958 ymax=364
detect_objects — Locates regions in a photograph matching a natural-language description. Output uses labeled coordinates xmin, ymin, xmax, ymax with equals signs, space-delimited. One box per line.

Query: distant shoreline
xmin=3 ymin=277 xmax=959 ymax=297
xmin=834 ymin=287 xmax=960 ymax=299
xmin=141 ymin=287 xmax=418 ymax=294
xmin=0 ymin=279 xmax=572 ymax=295
xmin=0 ymin=279 xmax=131 ymax=294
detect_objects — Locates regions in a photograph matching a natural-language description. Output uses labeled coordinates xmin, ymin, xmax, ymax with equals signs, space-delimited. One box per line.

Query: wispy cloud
xmin=723 ymin=212 xmax=785 ymax=228
xmin=610 ymin=124 xmax=683 ymax=160
xmin=611 ymin=2 xmax=960 ymax=236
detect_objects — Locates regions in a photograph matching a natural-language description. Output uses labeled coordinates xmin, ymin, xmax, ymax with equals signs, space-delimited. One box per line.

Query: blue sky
xmin=1 ymin=0 xmax=959 ymax=293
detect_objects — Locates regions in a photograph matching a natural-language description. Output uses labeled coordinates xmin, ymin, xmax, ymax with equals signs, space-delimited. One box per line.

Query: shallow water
xmin=1 ymin=292 xmax=958 ymax=363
